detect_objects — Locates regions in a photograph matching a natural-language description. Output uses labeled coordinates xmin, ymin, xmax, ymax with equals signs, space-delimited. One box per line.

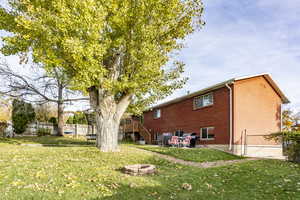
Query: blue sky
xmin=165 ymin=0 xmax=300 ymax=111
xmin=1 ymin=0 xmax=300 ymax=112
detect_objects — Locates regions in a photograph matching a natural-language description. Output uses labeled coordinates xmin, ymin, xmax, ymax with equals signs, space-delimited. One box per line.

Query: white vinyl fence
xmin=24 ymin=122 xmax=96 ymax=136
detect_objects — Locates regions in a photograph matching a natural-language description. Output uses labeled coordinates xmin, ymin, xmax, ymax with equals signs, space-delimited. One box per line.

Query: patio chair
xmin=168 ymin=136 xmax=179 ymax=147
xmin=180 ymin=136 xmax=192 ymax=147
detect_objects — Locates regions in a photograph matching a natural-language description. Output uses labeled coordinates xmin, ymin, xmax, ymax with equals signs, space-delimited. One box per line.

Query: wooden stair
xmin=137 ymin=122 xmax=152 ymax=144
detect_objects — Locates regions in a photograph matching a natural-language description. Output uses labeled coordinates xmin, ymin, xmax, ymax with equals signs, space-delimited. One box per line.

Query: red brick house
xmin=142 ymin=74 xmax=289 ymax=158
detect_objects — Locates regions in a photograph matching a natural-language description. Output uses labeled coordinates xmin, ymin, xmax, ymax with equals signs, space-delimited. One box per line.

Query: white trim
xmin=200 ymin=127 xmax=215 ymax=140
xmin=234 ymin=73 xmax=270 ymax=81
xmin=153 ymin=109 xmax=161 ymax=119
xmin=280 ymin=104 xmax=283 ymax=131
xmin=200 ymin=138 xmax=215 ymax=141
xmin=225 ymin=83 xmax=233 ymax=151
xmin=193 ymin=93 xmax=214 ymax=109
xmin=148 ymin=73 xmax=289 ymax=110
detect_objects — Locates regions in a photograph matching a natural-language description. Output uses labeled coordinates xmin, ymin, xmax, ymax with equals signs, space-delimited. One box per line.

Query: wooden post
xmin=132 ymin=119 xmax=134 ymax=133
xmin=244 ymin=129 xmax=247 ymax=156
xmin=75 ymin=124 xmax=78 ymax=139
xmin=132 ymin=119 xmax=135 ymax=141
xmin=241 ymin=130 xmax=244 ymax=156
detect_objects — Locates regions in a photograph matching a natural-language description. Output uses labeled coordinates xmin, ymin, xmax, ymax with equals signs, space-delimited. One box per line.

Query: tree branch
xmin=0 ymin=62 xmax=88 ymax=104
xmin=116 ymin=93 xmax=132 ymax=119
xmin=63 ymin=97 xmax=90 ymax=102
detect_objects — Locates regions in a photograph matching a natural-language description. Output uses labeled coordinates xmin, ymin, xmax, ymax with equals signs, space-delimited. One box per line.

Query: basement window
xmin=153 ymin=109 xmax=161 ymax=119
xmin=194 ymin=93 xmax=214 ymax=109
xmin=200 ymin=127 xmax=215 ymax=140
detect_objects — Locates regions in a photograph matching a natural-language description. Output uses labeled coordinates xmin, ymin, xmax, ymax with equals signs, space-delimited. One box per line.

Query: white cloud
xmin=1 ymin=0 xmax=299 ymax=112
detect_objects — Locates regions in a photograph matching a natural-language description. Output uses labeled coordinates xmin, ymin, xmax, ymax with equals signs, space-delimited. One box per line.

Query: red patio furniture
xmin=168 ymin=136 xmax=179 ymax=147
xmin=180 ymin=136 xmax=192 ymax=147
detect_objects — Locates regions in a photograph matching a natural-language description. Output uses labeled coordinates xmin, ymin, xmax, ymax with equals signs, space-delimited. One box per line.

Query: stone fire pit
xmin=123 ymin=164 xmax=156 ymax=176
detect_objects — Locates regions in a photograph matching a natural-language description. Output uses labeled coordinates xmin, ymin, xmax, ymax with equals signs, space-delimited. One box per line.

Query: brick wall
xmin=143 ymin=87 xmax=230 ymax=145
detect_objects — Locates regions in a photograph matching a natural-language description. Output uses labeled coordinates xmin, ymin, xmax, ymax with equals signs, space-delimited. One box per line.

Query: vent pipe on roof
xmin=225 ymin=83 xmax=233 ymax=151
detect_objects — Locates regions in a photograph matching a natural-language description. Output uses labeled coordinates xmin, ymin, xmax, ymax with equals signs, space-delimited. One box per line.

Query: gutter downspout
xmin=280 ymin=104 xmax=283 ymax=132
xmin=225 ymin=83 xmax=233 ymax=151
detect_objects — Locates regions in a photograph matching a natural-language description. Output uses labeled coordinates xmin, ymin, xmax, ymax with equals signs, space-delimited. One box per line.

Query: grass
xmin=0 ymin=137 xmax=300 ymax=200
xmin=0 ymin=135 xmax=95 ymax=146
xmin=135 ymin=145 xmax=242 ymax=162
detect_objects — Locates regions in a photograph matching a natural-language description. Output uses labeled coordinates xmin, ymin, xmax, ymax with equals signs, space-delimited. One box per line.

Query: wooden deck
xmin=120 ymin=118 xmax=152 ymax=144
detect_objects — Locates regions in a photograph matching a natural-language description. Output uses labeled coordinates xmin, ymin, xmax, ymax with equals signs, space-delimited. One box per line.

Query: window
xmin=200 ymin=127 xmax=215 ymax=140
xmin=194 ymin=93 xmax=213 ymax=109
xmin=153 ymin=109 xmax=161 ymax=119
xmin=175 ymin=130 xmax=184 ymax=137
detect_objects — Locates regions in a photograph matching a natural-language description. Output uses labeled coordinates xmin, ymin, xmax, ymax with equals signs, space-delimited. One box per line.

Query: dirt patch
xmin=133 ymin=147 xmax=259 ymax=168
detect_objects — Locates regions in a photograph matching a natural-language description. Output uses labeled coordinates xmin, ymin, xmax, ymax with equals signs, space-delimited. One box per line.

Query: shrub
xmin=266 ymin=131 xmax=300 ymax=163
xmin=12 ymin=99 xmax=35 ymax=134
xmin=37 ymin=128 xmax=51 ymax=137
xmin=48 ymin=117 xmax=57 ymax=125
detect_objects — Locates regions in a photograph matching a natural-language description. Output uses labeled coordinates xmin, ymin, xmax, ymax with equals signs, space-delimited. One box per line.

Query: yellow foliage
xmin=0 ymin=98 xmax=11 ymax=122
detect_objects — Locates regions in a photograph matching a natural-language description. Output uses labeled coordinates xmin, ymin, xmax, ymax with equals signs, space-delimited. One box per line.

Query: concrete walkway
xmin=134 ymin=147 xmax=259 ymax=168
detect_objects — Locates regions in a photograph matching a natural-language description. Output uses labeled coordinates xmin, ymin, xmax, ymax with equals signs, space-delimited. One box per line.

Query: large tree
xmin=0 ymin=61 xmax=89 ymax=136
xmin=0 ymin=0 xmax=204 ymax=151
xmin=282 ymin=109 xmax=298 ymax=131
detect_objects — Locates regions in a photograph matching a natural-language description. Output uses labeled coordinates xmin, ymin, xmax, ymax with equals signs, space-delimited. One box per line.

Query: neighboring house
xmin=293 ymin=113 xmax=300 ymax=131
xmin=142 ymin=74 xmax=289 ymax=158
xmin=292 ymin=124 xmax=300 ymax=131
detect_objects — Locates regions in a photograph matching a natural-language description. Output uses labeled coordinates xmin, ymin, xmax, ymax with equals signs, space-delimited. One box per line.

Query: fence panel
xmin=243 ymin=130 xmax=283 ymax=158
xmin=24 ymin=123 xmax=93 ymax=136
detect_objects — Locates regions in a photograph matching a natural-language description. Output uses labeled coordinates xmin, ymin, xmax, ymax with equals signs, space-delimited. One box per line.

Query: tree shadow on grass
xmin=90 ymin=184 xmax=177 ymax=200
xmin=0 ymin=136 xmax=96 ymax=146
xmin=87 ymin=155 xmax=300 ymax=200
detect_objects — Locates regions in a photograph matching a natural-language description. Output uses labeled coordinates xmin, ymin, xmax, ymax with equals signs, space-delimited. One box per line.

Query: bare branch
xmin=63 ymin=97 xmax=90 ymax=102
xmin=0 ymin=61 xmax=88 ymax=104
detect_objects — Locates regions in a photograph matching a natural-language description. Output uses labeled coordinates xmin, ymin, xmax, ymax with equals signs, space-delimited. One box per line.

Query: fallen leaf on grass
xmin=182 ymin=183 xmax=192 ymax=191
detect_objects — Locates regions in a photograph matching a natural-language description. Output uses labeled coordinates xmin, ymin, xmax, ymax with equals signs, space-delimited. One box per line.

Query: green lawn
xmin=0 ymin=136 xmax=95 ymax=146
xmin=0 ymin=137 xmax=299 ymax=200
xmin=135 ymin=145 xmax=242 ymax=162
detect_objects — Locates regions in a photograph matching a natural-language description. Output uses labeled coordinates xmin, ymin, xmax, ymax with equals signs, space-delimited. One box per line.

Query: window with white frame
xmin=153 ymin=109 xmax=161 ymax=119
xmin=175 ymin=130 xmax=184 ymax=137
xmin=200 ymin=127 xmax=215 ymax=140
xmin=194 ymin=93 xmax=214 ymax=109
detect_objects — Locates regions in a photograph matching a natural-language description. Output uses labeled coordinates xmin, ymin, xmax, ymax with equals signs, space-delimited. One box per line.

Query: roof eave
xmin=262 ymin=74 xmax=290 ymax=104
xmin=148 ymin=79 xmax=235 ymax=110
xmin=146 ymin=73 xmax=290 ymax=111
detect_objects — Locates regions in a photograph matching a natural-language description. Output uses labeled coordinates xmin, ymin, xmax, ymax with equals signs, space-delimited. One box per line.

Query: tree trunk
xmin=57 ymin=101 xmax=64 ymax=136
xmin=95 ymin=110 xmax=120 ymax=152
xmin=56 ymin=85 xmax=64 ymax=136
xmin=89 ymin=88 xmax=131 ymax=152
